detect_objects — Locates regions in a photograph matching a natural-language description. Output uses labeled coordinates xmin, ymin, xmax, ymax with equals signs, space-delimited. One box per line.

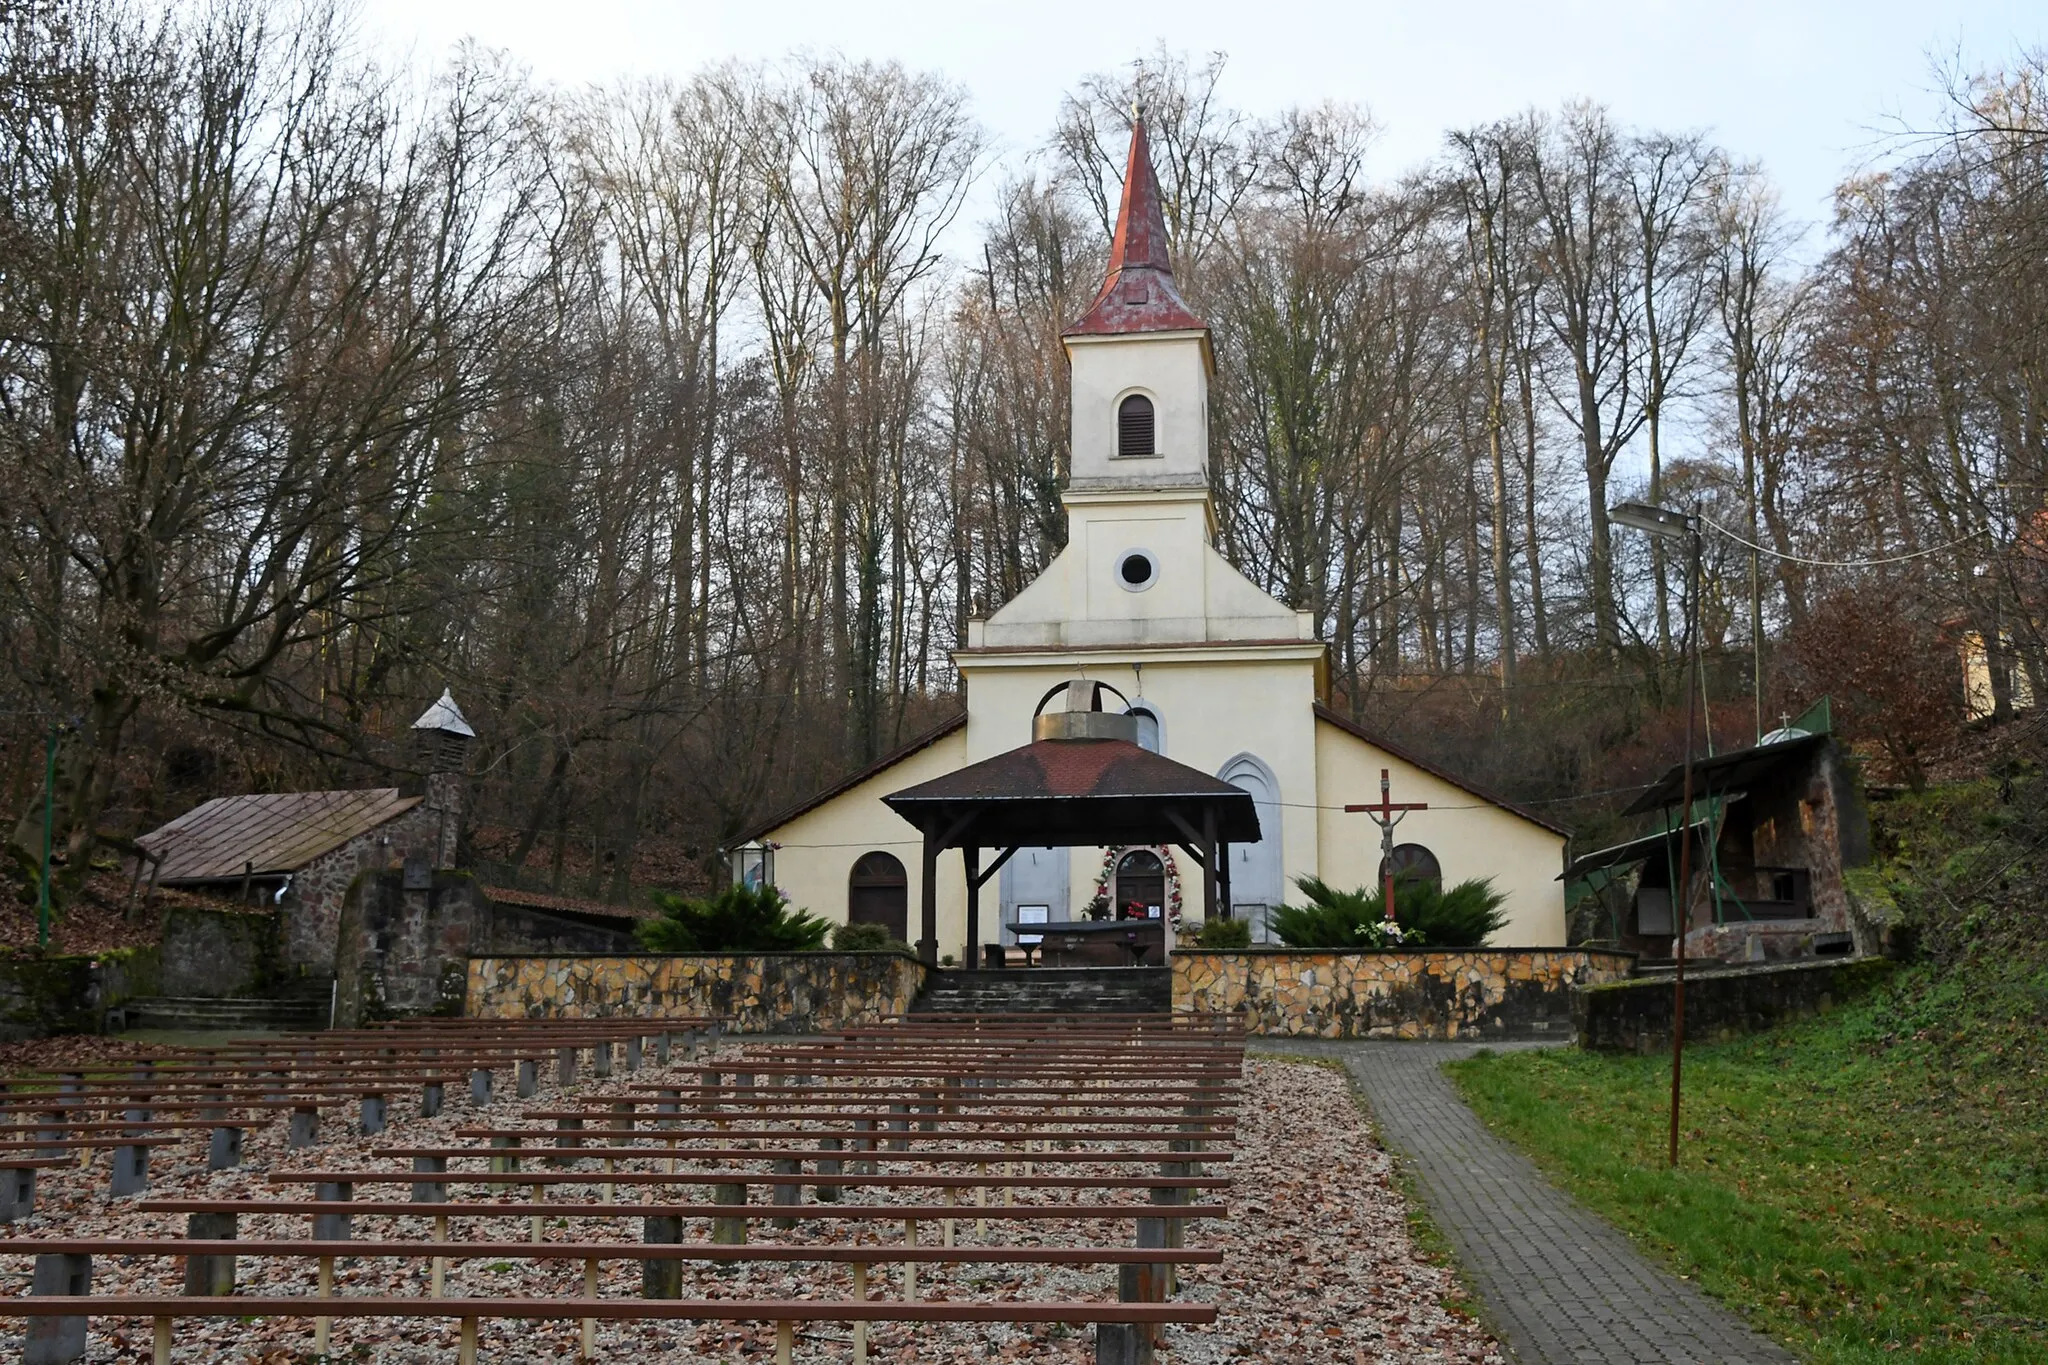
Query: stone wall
xmin=473 ymin=903 xmax=642 ymax=957
xmin=1173 ymin=948 xmax=1635 ymax=1040
xmin=334 ymin=876 xmax=651 ymax=1028
xmin=283 ymin=800 xmax=447 ymax=972
xmin=1576 ymin=957 xmax=1895 ymax=1054
xmin=334 ymin=869 xmax=485 ymax=1026
xmin=466 ymin=953 xmax=928 ymax=1033
xmin=0 ymin=948 xmax=160 ymax=1040
xmin=158 ymin=906 xmax=281 ymax=997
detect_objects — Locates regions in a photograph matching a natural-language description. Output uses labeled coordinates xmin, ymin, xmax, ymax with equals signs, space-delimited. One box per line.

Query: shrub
xmin=830 ymin=921 xmax=906 ymax=952
xmin=635 ymin=883 xmax=831 ymax=953
xmin=1270 ymin=874 xmax=1507 ymax=950
xmin=1193 ymin=917 xmax=1253 ymax=949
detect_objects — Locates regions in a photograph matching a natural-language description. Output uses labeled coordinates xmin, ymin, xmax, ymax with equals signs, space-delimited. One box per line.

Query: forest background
xmin=4 ymin=0 xmax=2043 ymax=911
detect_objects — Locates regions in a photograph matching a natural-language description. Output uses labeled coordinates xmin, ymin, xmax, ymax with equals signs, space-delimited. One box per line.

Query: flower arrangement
xmin=1351 ymin=918 xmax=1416 ymax=948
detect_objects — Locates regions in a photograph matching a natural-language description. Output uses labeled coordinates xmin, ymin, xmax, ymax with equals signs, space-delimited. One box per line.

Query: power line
xmin=1701 ymin=514 xmax=1987 ymax=568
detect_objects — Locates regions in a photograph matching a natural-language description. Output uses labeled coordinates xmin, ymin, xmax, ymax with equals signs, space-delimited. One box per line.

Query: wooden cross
xmin=1345 ymin=768 xmax=1429 ymax=922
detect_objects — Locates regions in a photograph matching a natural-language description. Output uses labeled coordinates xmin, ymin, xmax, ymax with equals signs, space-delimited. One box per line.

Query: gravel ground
xmin=1 ymin=1046 xmax=1500 ymax=1363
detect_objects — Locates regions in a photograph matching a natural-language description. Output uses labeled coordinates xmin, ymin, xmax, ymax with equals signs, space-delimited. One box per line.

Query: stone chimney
xmin=411 ymin=689 xmax=474 ymax=866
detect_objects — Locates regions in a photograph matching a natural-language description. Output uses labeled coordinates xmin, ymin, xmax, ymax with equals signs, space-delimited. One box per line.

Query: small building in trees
xmin=1564 ymin=704 xmax=1878 ymax=963
xmin=734 ymin=115 xmax=1569 ymax=964
xmin=136 ymin=691 xmax=475 ymax=972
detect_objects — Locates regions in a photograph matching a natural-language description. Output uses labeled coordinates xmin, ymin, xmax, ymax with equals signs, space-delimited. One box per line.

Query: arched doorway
xmin=1113 ymin=850 xmax=1166 ymax=919
xmin=847 ymin=852 xmax=909 ymax=941
xmin=1218 ymin=753 xmax=1283 ymax=942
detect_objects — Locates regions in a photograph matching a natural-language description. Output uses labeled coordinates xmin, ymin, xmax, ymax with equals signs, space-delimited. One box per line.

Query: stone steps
xmin=121 ymin=992 xmax=331 ymax=1032
xmin=911 ymin=967 xmax=1171 ymax=1016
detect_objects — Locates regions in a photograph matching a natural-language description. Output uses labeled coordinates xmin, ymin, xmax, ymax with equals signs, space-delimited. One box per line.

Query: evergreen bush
xmin=1193 ymin=917 xmax=1253 ymax=949
xmin=1271 ymin=874 xmax=1507 ymax=949
xmin=635 ymin=883 xmax=831 ymax=953
xmin=829 ymin=921 xmax=907 ymax=952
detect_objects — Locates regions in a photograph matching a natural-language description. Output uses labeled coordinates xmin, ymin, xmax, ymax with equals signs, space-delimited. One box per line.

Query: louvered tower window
xmin=1117 ymin=394 xmax=1155 ymax=457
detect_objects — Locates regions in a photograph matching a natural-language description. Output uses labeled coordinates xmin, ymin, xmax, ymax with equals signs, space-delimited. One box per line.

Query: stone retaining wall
xmin=159 ymin=905 xmax=281 ymax=998
xmin=1173 ymin=948 xmax=1636 ymax=1040
xmin=0 ymin=947 xmax=160 ymax=1040
xmin=466 ymin=952 xmax=928 ymax=1033
xmin=1576 ymin=956 xmax=1894 ymax=1053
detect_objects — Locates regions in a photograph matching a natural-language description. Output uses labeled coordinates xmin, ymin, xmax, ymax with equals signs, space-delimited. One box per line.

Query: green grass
xmin=1448 ymin=970 xmax=2048 ymax=1364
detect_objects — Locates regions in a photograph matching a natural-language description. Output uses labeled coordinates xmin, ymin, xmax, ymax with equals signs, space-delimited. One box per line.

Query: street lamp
xmin=1610 ymin=500 xmax=1702 ymax=1169
xmin=729 ymin=840 xmax=776 ymax=892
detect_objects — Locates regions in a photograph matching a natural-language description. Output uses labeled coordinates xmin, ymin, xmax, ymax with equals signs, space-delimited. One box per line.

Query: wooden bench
xmin=0 ymin=1293 xmax=1205 ymax=1365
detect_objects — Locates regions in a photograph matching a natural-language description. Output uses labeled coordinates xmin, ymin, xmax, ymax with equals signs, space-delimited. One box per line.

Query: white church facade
xmin=741 ymin=115 xmax=1569 ymax=959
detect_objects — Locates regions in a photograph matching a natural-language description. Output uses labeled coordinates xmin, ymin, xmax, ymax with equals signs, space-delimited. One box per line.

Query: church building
xmin=741 ymin=115 xmax=1569 ymax=960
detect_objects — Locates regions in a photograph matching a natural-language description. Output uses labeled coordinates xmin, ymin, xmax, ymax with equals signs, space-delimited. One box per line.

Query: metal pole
xmin=1751 ymin=542 xmax=1764 ymax=745
xmin=1670 ymin=522 xmax=1702 ymax=1169
xmin=39 ymin=726 xmax=58 ymax=951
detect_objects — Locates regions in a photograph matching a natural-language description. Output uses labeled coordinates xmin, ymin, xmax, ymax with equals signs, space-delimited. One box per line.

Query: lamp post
xmin=1610 ymin=500 xmax=1702 ymax=1169
xmin=729 ymin=840 xmax=776 ymax=893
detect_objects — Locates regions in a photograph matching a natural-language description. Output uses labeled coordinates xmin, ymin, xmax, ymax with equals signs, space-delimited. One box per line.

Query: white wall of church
xmin=960 ymin=652 xmax=1323 ymax=937
xmin=970 ymin=491 xmax=1312 ymax=651
xmin=1313 ymin=719 xmax=1567 ymax=946
xmin=1066 ymin=333 xmax=1208 ymax=488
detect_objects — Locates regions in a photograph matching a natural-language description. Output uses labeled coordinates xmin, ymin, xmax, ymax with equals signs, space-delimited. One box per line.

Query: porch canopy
xmin=882 ymin=734 xmax=1261 ymax=965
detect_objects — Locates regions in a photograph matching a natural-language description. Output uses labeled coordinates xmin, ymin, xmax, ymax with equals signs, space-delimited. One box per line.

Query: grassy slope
xmin=1448 ymin=778 xmax=2048 ymax=1365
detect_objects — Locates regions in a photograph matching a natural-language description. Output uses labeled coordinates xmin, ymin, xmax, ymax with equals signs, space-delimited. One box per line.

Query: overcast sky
xmin=358 ymin=0 xmax=2042 ymax=238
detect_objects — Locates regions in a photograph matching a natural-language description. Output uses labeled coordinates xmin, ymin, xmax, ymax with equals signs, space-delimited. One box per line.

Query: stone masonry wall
xmin=1174 ymin=948 xmax=1636 ymax=1040
xmin=1576 ymin=957 xmax=1895 ymax=1054
xmin=335 ymin=869 xmax=485 ymax=1026
xmin=158 ymin=906 xmax=281 ymax=998
xmin=284 ymin=801 xmax=445 ymax=973
xmin=0 ymin=948 xmax=160 ymax=1039
xmin=467 ymin=953 xmax=929 ymax=1034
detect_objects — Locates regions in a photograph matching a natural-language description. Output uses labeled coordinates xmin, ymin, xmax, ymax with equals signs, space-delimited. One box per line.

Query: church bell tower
xmin=1062 ymin=108 xmax=1214 ymax=496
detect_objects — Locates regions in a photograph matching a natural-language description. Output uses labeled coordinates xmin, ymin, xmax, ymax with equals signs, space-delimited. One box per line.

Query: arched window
xmin=1130 ymin=704 xmax=1162 ymax=753
xmin=847 ymin=851 xmax=909 ymax=941
xmin=1379 ymin=843 xmax=1442 ymax=890
xmin=1117 ymin=394 xmax=1155 ymax=458
xmin=1114 ymin=850 xmax=1166 ymax=919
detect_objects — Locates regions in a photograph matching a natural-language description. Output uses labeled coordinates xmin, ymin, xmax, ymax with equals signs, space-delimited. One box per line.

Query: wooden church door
xmin=1114 ymin=850 xmax=1166 ymax=919
xmin=847 ymin=852 xmax=909 ymax=940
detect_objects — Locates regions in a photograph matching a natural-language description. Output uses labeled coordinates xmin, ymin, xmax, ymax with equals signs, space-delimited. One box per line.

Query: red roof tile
xmin=883 ymin=737 xmax=1260 ymax=847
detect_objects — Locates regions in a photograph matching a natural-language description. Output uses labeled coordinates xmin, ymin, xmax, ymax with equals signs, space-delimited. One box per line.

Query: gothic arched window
xmin=1117 ymin=394 xmax=1155 ymax=458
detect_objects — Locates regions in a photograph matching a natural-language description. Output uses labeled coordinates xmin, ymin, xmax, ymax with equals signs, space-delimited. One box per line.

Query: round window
xmin=1117 ymin=550 xmax=1158 ymax=592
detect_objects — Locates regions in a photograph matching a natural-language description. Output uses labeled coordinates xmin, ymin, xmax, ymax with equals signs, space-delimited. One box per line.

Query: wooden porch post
xmin=964 ymin=844 xmax=981 ymax=968
xmin=918 ymin=826 xmax=940 ymax=966
xmin=1201 ymin=808 xmax=1218 ymax=923
xmin=1217 ymin=841 xmax=1233 ymax=921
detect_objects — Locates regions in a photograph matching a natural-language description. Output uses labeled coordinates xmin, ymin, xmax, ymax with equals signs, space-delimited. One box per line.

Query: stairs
xmin=911 ymin=967 xmax=1171 ymax=1016
xmin=122 ymin=978 xmax=333 ymax=1032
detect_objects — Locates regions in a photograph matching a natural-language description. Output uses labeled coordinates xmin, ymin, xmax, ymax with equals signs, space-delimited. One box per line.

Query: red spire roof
xmin=1064 ymin=112 xmax=1208 ymax=338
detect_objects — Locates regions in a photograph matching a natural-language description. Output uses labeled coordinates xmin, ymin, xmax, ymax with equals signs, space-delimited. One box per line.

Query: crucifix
xmin=1345 ymin=768 xmax=1429 ymax=922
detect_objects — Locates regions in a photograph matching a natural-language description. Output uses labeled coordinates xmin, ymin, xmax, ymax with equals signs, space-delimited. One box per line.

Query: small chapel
xmin=741 ymin=114 xmax=1569 ymax=964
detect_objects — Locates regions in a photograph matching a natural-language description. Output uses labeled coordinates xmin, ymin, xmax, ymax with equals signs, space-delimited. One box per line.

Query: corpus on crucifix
xmin=1344 ymin=769 xmax=1429 ymax=922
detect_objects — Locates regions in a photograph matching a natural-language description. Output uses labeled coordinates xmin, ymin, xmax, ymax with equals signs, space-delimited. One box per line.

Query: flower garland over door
xmin=1090 ymin=845 xmax=1185 ymax=929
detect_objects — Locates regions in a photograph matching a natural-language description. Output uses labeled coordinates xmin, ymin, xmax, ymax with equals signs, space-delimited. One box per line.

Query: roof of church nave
xmin=1063 ymin=110 xmax=1209 ymax=339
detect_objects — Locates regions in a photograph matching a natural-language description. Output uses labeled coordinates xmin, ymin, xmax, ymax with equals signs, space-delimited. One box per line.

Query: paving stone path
xmin=1253 ymin=1039 xmax=1799 ymax=1365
